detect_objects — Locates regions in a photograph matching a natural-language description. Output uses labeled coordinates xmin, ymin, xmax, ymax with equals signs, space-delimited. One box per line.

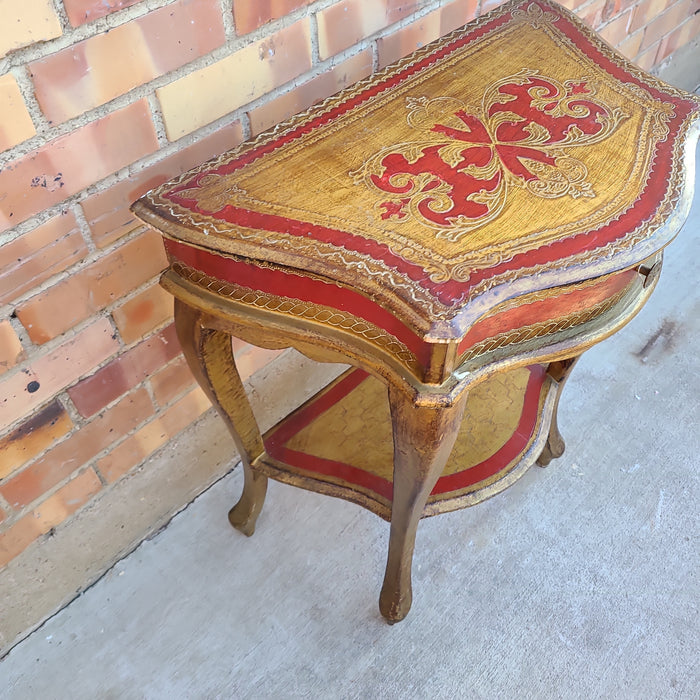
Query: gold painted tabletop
xmin=133 ymin=0 xmax=700 ymax=338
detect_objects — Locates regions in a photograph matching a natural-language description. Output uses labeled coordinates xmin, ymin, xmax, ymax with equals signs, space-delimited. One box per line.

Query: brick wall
xmin=0 ymin=0 xmax=698 ymax=570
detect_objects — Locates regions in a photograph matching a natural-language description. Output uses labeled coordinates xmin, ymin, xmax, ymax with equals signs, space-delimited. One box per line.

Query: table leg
xmin=174 ymin=300 xmax=268 ymax=536
xmin=537 ymin=356 xmax=581 ymax=467
xmin=380 ymin=386 xmax=467 ymax=623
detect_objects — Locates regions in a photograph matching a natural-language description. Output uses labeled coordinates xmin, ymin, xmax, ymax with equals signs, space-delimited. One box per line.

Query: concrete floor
xmin=2 ymin=153 xmax=699 ymax=698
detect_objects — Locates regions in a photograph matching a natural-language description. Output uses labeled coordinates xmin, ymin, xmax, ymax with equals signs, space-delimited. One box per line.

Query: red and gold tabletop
xmin=132 ymin=0 xmax=700 ymax=341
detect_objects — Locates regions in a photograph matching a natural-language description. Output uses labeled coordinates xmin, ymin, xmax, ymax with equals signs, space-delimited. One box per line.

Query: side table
xmin=132 ymin=0 xmax=700 ymax=622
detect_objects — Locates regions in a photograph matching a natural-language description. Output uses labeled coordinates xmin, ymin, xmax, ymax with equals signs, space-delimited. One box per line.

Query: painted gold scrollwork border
xmin=137 ymin=0 xmax=700 ymax=327
xmin=171 ymin=262 xmax=421 ymax=374
xmin=459 ymin=283 xmax=631 ymax=363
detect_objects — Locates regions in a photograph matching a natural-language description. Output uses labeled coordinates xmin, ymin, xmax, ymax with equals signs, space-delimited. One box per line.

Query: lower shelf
xmin=256 ymin=364 xmax=557 ymax=520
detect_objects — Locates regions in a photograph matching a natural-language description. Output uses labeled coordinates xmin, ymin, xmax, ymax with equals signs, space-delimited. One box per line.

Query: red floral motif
xmin=351 ymin=70 xmax=627 ymax=241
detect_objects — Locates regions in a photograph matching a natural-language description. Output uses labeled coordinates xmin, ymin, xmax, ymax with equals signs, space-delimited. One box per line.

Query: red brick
xmin=635 ymin=41 xmax=661 ymax=68
xmin=0 ymin=318 xmax=120 ymax=429
xmin=377 ymin=0 xmax=479 ymax=69
xmin=601 ymin=0 xmax=623 ymax=21
xmin=679 ymin=14 xmax=700 ymax=47
xmin=556 ymin=0 xmax=584 ymax=9
xmin=577 ymin=0 xmax=607 ymax=28
xmin=317 ymin=0 xmax=421 ymax=59
xmin=656 ymin=14 xmax=700 ymax=60
xmin=34 ymin=468 xmax=102 ymax=522
xmin=68 ymin=323 xmax=180 ymax=417
xmin=234 ymin=345 xmax=283 ymax=382
xmin=0 ymin=469 xmax=101 ymax=567
xmin=617 ymin=28 xmax=644 ymax=58
xmin=600 ymin=0 xmax=640 ymax=21
xmin=480 ymin=0 xmax=507 ymax=11
xmin=0 ymin=0 xmax=62 ymax=59
xmin=150 ymin=355 xmax=197 ymax=407
xmin=639 ymin=0 xmax=694 ymax=51
xmin=0 ymin=100 xmax=158 ymax=233
xmin=16 ymin=229 xmax=168 ymax=344
xmin=157 ymin=19 xmax=312 ymax=139
xmin=63 ymin=0 xmax=141 ymax=27
xmin=438 ymin=0 xmax=481 ymax=32
xmin=0 ymin=211 xmax=87 ymax=305
xmin=0 ymin=400 xmax=73 ymax=481
xmin=80 ymin=121 xmax=244 ymax=248
xmin=112 ymin=283 xmax=173 ymax=344
xmin=653 ymin=32 xmax=671 ymax=61
xmin=248 ymin=49 xmax=373 ymax=135
xmin=0 ymin=320 xmax=24 ymax=375
xmin=97 ymin=387 xmax=210 ymax=483
xmin=0 ymin=72 xmax=36 ymax=151
xmin=599 ymin=9 xmax=632 ymax=45
xmin=30 ymin=0 xmax=225 ymax=124
xmin=0 ymin=513 xmax=42 ymax=566
xmin=234 ymin=0 xmax=312 ymax=34
xmin=629 ymin=0 xmax=672 ymax=33
xmin=0 ymin=388 xmax=153 ymax=508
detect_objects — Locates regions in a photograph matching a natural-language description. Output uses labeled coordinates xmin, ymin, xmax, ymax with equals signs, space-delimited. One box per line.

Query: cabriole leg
xmin=537 ymin=356 xmax=581 ymax=467
xmin=174 ymin=299 xmax=268 ymax=536
xmin=379 ymin=386 xmax=467 ymax=623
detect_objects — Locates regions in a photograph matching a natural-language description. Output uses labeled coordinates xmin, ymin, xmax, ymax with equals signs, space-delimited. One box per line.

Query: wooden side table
xmin=132 ymin=0 xmax=700 ymax=622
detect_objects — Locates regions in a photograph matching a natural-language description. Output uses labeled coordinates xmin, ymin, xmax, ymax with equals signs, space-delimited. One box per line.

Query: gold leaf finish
xmin=131 ymin=0 xmax=698 ymax=623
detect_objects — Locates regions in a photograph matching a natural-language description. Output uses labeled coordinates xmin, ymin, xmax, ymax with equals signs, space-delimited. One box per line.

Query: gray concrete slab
xmin=0 ymin=344 xmax=346 ymax=656
xmin=1 ymin=149 xmax=698 ymax=699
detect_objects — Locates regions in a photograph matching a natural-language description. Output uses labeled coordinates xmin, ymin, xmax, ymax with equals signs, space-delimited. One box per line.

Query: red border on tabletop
xmin=163 ymin=0 xmax=698 ymax=308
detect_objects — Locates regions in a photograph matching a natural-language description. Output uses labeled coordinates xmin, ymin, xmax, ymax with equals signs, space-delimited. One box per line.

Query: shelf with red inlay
xmin=258 ymin=364 xmax=555 ymax=520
